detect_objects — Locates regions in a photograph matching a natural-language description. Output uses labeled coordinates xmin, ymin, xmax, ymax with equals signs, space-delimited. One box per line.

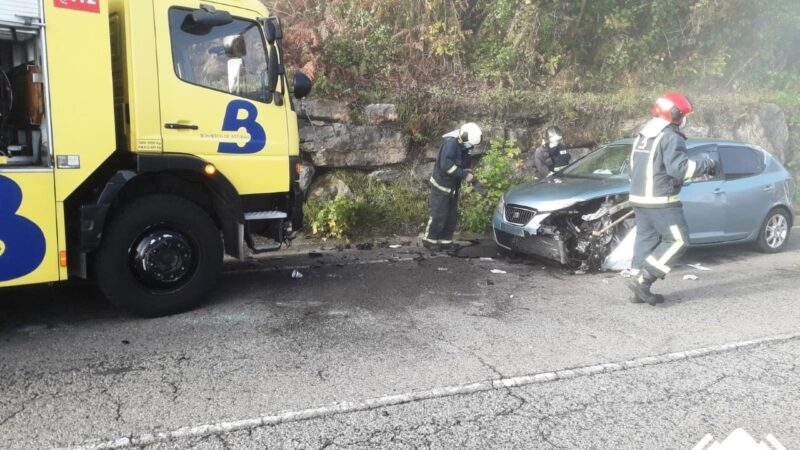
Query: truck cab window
xmin=168 ymin=8 xmax=269 ymax=103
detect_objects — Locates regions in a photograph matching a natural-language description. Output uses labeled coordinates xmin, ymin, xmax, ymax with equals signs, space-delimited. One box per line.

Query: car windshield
xmin=559 ymin=143 xmax=633 ymax=179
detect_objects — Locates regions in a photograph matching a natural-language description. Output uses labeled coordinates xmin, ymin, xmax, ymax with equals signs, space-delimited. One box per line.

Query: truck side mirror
xmin=261 ymin=17 xmax=283 ymax=44
xmin=267 ymin=45 xmax=279 ymax=94
xmin=264 ymin=20 xmax=277 ymax=44
xmin=293 ymin=72 xmax=312 ymax=99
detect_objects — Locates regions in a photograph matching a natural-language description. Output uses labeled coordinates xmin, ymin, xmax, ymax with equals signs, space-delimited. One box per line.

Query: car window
xmin=168 ymin=7 xmax=269 ymax=103
xmin=687 ymin=145 xmax=721 ymax=182
xmin=560 ymin=144 xmax=632 ymax=179
xmin=719 ymin=146 xmax=765 ymax=179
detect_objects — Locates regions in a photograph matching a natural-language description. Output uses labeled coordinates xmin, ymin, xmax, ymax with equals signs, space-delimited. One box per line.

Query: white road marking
xmin=65 ymin=331 xmax=800 ymax=450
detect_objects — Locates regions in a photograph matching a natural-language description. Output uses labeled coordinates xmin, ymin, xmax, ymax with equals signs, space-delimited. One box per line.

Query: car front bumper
xmin=492 ymin=210 xmax=569 ymax=264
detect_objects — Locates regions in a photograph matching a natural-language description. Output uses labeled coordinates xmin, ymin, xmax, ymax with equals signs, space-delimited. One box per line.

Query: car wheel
xmin=94 ymin=195 xmax=223 ymax=317
xmin=755 ymin=208 xmax=791 ymax=253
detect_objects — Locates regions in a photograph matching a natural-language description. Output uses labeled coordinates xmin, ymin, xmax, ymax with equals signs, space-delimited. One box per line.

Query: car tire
xmin=755 ymin=207 xmax=792 ymax=254
xmin=94 ymin=195 xmax=223 ymax=317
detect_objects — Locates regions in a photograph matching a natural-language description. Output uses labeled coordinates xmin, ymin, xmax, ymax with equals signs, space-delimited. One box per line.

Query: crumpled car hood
xmin=503 ymin=176 xmax=629 ymax=212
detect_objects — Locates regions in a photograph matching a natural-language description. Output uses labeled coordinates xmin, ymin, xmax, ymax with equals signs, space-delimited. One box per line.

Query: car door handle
xmin=763 ymin=185 xmax=775 ymax=192
xmin=713 ymin=188 xmax=724 ymax=194
xmin=164 ymin=123 xmax=199 ymax=130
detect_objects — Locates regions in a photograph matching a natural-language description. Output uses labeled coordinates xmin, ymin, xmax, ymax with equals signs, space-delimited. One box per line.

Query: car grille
xmin=504 ymin=205 xmax=537 ymax=225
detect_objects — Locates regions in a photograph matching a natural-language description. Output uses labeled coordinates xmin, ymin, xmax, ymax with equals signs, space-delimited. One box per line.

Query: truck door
xmin=0 ymin=171 xmax=60 ymax=287
xmin=153 ymin=1 xmax=290 ymax=195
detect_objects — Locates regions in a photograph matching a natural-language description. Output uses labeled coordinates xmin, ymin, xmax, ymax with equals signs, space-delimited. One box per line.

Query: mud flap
xmin=602 ymin=226 xmax=636 ymax=271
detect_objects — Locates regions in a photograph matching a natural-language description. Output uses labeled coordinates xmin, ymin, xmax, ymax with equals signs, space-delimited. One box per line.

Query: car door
xmin=153 ymin=1 xmax=290 ymax=195
xmin=718 ymin=145 xmax=771 ymax=240
xmin=680 ymin=145 xmax=727 ymax=244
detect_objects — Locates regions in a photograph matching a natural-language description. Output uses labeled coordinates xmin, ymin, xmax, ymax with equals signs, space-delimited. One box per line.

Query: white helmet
xmin=459 ymin=122 xmax=482 ymax=146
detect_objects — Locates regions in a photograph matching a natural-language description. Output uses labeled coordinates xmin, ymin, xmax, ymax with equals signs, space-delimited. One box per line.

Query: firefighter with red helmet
xmin=626 ymin=93 xmax=716 ymax=305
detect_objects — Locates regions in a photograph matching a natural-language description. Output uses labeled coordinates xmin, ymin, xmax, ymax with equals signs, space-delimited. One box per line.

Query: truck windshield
xmin=169 ymin=8 xmax=269 ymax=103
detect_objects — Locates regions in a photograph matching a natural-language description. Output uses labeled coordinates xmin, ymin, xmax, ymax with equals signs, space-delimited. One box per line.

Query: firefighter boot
xmin=626 ymin=271 xmax=661 ymax=306
xmin=629 ymin=293 xmax=665 ymax=304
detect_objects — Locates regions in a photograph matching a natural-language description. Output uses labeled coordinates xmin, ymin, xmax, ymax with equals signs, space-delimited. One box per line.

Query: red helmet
xmin=651 ymin=92 xmax=693 ymax=126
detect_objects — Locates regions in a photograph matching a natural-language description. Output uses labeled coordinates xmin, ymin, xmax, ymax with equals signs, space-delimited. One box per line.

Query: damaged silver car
xmin=492 ymin=139 xmax=796 ymax=271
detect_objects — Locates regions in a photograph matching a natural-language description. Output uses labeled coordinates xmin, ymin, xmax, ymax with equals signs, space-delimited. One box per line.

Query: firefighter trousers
xmin=632 ymin=206 xmax=689 ymax=279
xmin=424 ymin=188 xmax=459 ymax=243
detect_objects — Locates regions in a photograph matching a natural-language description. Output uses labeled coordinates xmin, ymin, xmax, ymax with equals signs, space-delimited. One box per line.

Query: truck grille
xmin=504 ymin=205 xmax=537 ymax=225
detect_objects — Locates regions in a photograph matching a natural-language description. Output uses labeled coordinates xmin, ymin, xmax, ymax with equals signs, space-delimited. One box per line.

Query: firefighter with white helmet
xmin=626 ymin=93 xmax=716 ymax=305
xmin=422 ymin=122 xmax=482 ymax=249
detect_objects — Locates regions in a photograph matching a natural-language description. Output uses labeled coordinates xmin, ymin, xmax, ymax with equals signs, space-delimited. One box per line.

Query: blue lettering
xmin=0 ymin=175 xmax=47 ymax=282
xmin=218 ymin=100 xmax=267 ymax=154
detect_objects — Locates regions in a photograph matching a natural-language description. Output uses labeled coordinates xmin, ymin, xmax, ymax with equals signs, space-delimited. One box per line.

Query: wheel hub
xmin=131 ymin=230 xmax=195 ymax=288
xmin=765 ymin=214 xmax=788 ymax=249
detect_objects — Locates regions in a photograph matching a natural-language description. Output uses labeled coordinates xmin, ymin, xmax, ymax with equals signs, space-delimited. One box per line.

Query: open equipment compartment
xmin=0 ymin=0 xmax=50 ymax=168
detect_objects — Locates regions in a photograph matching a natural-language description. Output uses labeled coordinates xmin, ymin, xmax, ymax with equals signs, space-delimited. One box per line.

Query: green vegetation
xmin=305 ymin=172 xmax=429 ymax=239
xmin=273 ymin=0 xmax=799 ymax=96
xmin=460 ymin=139 xmax=532 ymax=233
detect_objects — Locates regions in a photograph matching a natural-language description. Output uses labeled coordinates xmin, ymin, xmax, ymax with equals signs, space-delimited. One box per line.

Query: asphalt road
xmin=1 ymin=233 xmax=798 ymax=449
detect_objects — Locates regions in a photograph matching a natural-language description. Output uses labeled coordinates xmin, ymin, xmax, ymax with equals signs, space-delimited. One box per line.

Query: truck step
xmin=245 ymin=211 xmax=287 ymax=221
xmin=250 ymin=242 xmax=282 ymax=254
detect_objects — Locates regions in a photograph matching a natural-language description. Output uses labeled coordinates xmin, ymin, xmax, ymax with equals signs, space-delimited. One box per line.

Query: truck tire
xmin=755 ymin=207 xmax=791 ymax=254
xmin=94 ymin=195 xmax=223 ymax=317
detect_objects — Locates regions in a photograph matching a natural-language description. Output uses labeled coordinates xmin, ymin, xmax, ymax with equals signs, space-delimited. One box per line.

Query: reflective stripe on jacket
xmin=629 ymin=121 xmax=709 ymax=208
xmin=431 ymin=137 xmax=471 ymax=193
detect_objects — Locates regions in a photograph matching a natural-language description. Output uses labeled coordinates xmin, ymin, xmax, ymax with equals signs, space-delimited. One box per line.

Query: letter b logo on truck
xmin=0 ymin=176 xmax=47 ymax=282
xmin=218 ymin=100 xmax=266 ymax=154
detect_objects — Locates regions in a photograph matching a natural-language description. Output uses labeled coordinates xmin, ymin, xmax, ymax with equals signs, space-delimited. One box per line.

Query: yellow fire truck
xmin=0 ymin=0 xmax=311 ymax=316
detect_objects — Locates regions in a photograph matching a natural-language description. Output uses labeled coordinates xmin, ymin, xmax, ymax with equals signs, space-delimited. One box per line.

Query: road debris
xmin=389 ymin=244 xmax=402 ymax=249
xmin=687 ymin=263 xmax=712 ymax=271
xmin=437 ymin=267 xmax=449 ymax=272
xmin=683 ymin=274 xmax=699 ymax=281
xmin=490 ymin=269 xmax=507 ymax=274
xmin=291 ymin=269 xmax=304 ymax=279
xmin=479 ymin=257 xmax=493 ymax=261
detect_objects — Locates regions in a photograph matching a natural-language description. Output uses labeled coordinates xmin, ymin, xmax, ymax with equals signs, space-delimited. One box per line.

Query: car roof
xmin=610 ymin=138 xmax=755 ymax=148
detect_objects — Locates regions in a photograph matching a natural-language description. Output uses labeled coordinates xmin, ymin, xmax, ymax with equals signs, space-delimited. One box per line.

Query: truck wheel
xmin=94 ymin=195 xmax=223 ymax=317
xmin=755 ymin=207 xmax=791 ymax=254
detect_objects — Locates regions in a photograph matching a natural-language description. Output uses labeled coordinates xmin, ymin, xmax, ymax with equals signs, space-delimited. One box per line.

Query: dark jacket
xmin=533 ymin=144 xmax=570 ymax=179
xmin=430 ymin=137 xmax=472 ymax=194
xmin=629 ymin=120 xmax=713 ymax=208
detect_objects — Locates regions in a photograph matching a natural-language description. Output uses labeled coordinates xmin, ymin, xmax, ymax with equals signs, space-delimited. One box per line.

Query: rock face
xmin=300 ymin=123 xmax=411 ymax=168
xmin=368 ymin=168 xmax=405 ymax=183
xmin=733 ymin=104 xmax=790 ymax=164
xmin=364 ymin=104 xmax=398 ymax=124
xmin=297 ymin=160 xmax=316 ymax=192
xmin=307 ymin=173 xmax=355 ymax=201
xmin=299 ymin=99 xmax=350 ymax=123
xmin=297 ymin=100 xmax=796 ymax=212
